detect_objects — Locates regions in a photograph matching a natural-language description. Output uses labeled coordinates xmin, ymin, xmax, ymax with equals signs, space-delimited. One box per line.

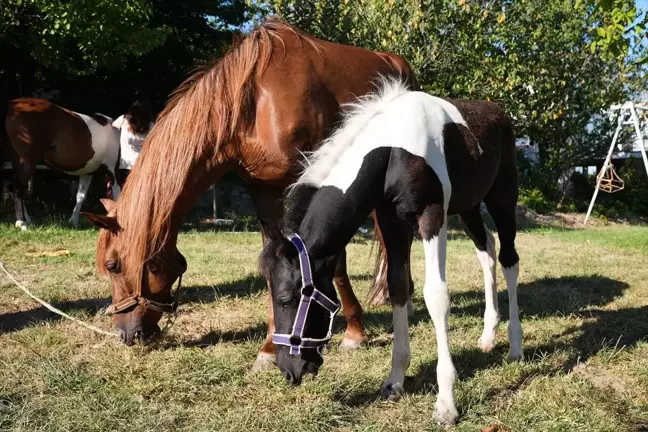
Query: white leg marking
xmin=15 ymin=201 xmax=29 ymax=230
xmin=381 ymin=304 xmax=411 ymax=399
xmin=69 ymin=175 xmax=92 ymax=227
xmin=407 ymin=297 xmax=415 ymax=316
xmin=503 ymin=263 xmax=523 ymax=360
xmin=251 ymin=352 xmax=277 ymax=372
xmin=423 ymin=224 xmax=458 ymax=427
xmin=477 ymin=226 xmax=500 ymax=352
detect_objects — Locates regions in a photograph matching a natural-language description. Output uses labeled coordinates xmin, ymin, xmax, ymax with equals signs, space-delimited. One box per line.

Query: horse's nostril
xmin=283 ymin=369 xmax=302 ymax=386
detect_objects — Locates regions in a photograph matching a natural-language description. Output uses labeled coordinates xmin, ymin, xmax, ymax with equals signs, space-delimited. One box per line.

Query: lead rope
xmin=0 ymin=261 xmax=119 ymax=338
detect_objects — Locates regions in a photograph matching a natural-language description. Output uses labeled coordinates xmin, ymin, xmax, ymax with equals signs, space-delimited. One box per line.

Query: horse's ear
xmin=81 ymin=212 xmax=120 ymax=232
xmin=100 ymin=198 xmax=117 ymax=214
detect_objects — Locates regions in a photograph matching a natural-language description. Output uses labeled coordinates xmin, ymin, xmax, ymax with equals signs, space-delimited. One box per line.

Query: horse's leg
xmin=69 ymin=174 xmax=92 ymax=227
xmin=106 ymin=168 xmax=121 ymax=200
xmin=420 ymin=203 xmax=458 ymax=426
xmin=246 ymin=184 xmax=284 ymax=371
xmin=335 ymin=249 xmax=367 ymax=350
xmin=485 ymin=194 xmax=522 ymax=361
xmin=11 ymin=158 xmax=34 ymax=230
xmin=459 ymin=205 xmax=500 ymax=352
xmin=374 ymin=211 xmax=412 ymax=399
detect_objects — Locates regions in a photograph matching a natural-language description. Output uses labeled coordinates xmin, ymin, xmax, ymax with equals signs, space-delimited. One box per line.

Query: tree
xmin=269 ymin=0 xmax=647 ymax=203
xmin=0 ymin=0 xmax=250 ymax=115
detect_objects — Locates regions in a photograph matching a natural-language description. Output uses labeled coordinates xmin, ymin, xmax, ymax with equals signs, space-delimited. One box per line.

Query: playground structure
xmin=583 ymin=102 xmax=648 ymax=224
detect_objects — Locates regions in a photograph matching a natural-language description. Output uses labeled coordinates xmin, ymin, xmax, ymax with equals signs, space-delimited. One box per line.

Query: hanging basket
xmin=597 ymin=164 xmax=624 ymax=193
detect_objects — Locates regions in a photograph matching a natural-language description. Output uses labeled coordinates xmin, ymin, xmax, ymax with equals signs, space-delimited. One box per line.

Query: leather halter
xmin=105 ymin=252 xmax=187 ymax=316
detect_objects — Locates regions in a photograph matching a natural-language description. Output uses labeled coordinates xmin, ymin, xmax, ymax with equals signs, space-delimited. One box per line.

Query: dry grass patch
xmin=1 ymin=222 xmax=648 ymax=431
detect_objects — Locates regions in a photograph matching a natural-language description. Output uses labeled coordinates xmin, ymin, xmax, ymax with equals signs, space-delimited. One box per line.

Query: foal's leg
xmin=421 ymin=204 xmax=458 ymax=426
xmin=486 ymin=200 xmax=522 ymax=360
xmin=69 ymin=174 xmax=92 ymax=227
xmin=335 ymin=249 xmax=368 ymax=350
xmin=459 ymin=205 xmax=500 ymax=352
xmin=485 ymin=180 xmax=523 ymax=360
xmin=375 ymin=213 xmax=412 ymax=398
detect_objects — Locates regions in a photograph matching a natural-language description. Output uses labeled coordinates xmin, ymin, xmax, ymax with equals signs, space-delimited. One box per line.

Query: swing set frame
xmin=583 ymin=102 xmax=648 ymax=225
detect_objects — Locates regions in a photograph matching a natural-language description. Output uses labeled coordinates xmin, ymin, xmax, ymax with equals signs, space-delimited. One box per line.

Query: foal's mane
xmin=98 ymin=19 xmax=311 ymax=281
xmin=292 ymin=77 xmax=410 ymax=189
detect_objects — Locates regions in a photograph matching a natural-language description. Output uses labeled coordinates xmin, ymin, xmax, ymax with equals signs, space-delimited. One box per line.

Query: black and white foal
xmin=260 ymin=79 xmax=522 ymax=426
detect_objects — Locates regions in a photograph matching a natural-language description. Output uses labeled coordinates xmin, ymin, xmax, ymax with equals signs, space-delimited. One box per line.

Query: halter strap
xmin=272 ymin=234 xmax=340 ymax=356
xmin=106 ymin=253 xmax=187 ymax=316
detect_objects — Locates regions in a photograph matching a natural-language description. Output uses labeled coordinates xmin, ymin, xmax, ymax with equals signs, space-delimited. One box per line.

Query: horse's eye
xmin=105 ymin=260 xmax=121 ymax=273
xmin=280 ymin=296 xmax=298 ymax=308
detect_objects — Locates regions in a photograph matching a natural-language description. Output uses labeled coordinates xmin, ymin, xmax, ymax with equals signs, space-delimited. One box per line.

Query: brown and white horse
xmin=5 ymin=98 xmax=121 ymax=228
xmin=82 ymin=19 xmax=417 ymax=370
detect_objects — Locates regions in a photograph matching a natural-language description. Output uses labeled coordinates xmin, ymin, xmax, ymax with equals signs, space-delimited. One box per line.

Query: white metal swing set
xmin=583 ymin=102 xmax=648 ymax=225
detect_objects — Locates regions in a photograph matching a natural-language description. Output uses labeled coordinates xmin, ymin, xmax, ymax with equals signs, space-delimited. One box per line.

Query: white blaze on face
xmin=67 ymin=112 xmax=119 ymax=176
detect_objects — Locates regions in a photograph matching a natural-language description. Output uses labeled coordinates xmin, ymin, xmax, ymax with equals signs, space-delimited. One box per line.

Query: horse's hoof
xmin=434 ymin=399 xmax=459 ymax=428
xmin=380 ymin=381 xmax=404 ymax=400
xmin=69 ymin=219 xmax=79 ymax=228
xmin=478 ymin=335 xmax=496 ymax=352
xmin=339 ymin=336 xmax=366 ymax=351
xmin=251 ymin=352 xmax=276 ymax=372
xmin=15 ymin=221 xmax=28 ymax=231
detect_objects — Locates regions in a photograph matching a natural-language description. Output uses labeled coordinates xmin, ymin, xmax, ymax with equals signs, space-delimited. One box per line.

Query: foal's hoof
xmin=251 ymin=352 xmax=276 ymax=372
xmin=15 ymin=221 xmax=28 ymax=231
xmin=380 ymin=381 xmax=404 ymax=400
xmin=507 ymin=347 xmax=524 ymax=362
xmin=434 ymin=399 xmax=459 ymax=428
xmin=339 ymin=337 xmax=366 ymax=351
xmin=478 ymin=335 xmax=496 ymax=353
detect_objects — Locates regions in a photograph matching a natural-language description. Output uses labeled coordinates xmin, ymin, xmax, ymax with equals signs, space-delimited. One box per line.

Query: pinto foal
xmin=261 ymin=79 xmax=522 ymax=426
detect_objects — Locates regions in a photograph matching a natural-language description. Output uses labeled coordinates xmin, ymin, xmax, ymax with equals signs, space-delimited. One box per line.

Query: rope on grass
xmin=0 ymin=260 xmax=119 ymax=338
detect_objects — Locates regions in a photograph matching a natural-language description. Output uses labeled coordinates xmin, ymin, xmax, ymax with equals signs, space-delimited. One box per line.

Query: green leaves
xmin=2 ymin=0 xmax=170 ymax=75
xmin=268 ymin=0 xmax=646 ymax=200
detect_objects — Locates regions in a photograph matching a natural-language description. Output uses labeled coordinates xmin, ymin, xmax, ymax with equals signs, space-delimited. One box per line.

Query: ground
xmin=1 ymin=220 xmax=647 ymax=431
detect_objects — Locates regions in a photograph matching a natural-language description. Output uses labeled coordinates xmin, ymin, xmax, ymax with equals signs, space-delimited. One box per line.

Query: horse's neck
xmin=162 ymin=152 xmax=238 ymax=241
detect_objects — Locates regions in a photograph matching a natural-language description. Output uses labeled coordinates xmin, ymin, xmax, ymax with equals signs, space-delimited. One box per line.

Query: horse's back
xmin=5 ymin=98 xmax=118 ymax=174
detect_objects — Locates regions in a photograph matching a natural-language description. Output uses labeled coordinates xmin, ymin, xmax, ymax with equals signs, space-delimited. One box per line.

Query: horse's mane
xmin=99 ymin=18 xmax=310 ymax=283
xmin=292 ymin=77 xmax=410 ymax=189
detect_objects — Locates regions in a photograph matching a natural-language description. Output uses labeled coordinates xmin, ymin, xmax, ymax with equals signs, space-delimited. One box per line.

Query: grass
xmin=1 ymin=221 xmax=648 ymax=431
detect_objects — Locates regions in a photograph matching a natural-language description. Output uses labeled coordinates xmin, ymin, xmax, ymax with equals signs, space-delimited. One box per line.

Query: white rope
xmin=0 ymin=260 xmax=119 ymax=338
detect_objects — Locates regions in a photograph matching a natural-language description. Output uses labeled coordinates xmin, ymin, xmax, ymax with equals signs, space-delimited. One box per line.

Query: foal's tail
xmin=365 ymin=212 xmax=390 ymax=307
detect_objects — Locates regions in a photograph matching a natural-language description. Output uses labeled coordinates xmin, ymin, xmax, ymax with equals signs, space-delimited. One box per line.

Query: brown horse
xmin=5 ymin=98 xmax=121 ymax=228
xmin=82 ymin=19 xmax=417 ymax=369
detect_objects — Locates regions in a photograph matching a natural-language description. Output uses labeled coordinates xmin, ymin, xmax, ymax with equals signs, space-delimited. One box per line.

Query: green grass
xmin=1 ymin=222 xmax=648 ymax=431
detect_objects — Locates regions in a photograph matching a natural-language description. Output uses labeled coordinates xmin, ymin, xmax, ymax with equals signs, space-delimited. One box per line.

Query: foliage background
xmin=0 ymin=0 xmax=646 ymax=217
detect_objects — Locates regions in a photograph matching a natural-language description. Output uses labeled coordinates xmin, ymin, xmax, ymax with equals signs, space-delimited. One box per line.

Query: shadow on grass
xmin=335 ymin=274 xmax=639 ymax=407
xmin=0 ymin=297 xmax=110 ymax=334
xmin=180 ymin=273 xmax=267 ymax=303
xmin=161 ymin=322 xmax=268 ymax=349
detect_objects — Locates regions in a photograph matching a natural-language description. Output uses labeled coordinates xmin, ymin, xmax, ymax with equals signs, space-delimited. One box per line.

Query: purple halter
xmin=272 ymin=234 xmax=341 ymax=356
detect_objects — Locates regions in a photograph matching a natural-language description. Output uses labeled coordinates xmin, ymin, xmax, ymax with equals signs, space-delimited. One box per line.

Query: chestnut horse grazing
xmin=260 ymin=79 xmax=522 ymax=426
xmin=81 ymin=19 xmax=417 ymax=369
xmin=5 ymin=98 xmax=121 ymax=229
